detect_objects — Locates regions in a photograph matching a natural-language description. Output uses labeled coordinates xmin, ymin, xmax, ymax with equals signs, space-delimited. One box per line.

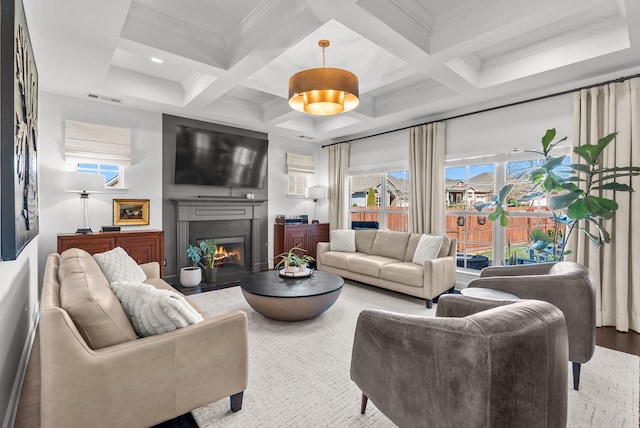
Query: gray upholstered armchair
xmin=350 ymin=296 xmax=568 ymax=428
xmin=466 ymin=261 xmax=595 ymax=390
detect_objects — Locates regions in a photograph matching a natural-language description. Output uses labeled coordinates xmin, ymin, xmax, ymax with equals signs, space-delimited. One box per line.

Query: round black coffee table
xmin=240 ymin=270 xmax=344 ymax=321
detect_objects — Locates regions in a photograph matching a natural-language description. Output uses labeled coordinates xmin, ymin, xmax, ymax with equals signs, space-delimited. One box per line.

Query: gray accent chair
xmin=351 ymin=296 xmax=568 ymax=428
xmin=466 ymin=261 xmax=596 ymax=390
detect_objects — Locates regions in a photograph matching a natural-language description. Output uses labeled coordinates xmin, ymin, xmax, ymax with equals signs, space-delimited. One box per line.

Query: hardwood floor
xmin=13 ymin=326 xmax=640 ymax=428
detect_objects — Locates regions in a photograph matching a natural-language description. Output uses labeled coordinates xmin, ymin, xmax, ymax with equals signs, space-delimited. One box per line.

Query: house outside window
xmin=445 ymin=152 xmax=569 ymax=270
xmin=350 ymin=170 xmax=409 ymax=231
xmin=77 ymin=163 xmax=124 ymax=188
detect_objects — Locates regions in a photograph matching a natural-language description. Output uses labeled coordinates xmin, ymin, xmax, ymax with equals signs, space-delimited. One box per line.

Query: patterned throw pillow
xmin=330 ymin=229 xmax=356 ymax=253
xmin=110 ymin=281 xmax=204 ymax=337
xmin=93 ymin=247 xmax=147 ymax=283
xmin=412 ymin=235 xmax=443 ymax=265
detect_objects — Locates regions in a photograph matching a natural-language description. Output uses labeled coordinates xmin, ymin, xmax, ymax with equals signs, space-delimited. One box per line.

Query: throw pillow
xmin=330 ymin=229 xmax=356 ymax=253
xmin=110 ymin=281 xmax=204 ymax=337
xmin=412 ymin=235 xmax=443 ymax=265
xmin=93 ymin=247 xmax=147 ymax=284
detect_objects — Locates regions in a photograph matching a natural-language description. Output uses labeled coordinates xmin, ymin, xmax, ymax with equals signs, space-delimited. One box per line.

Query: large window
xmin=446 ymin=152 xmax=568 ymax=270
xmin=350 ymin=170 xmax=409 ymax=231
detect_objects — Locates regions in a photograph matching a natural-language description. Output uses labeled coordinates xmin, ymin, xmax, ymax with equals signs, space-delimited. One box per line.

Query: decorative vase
xmin=204 ymin=267 xmax=218 ymax=284
xmin=180 ymin=267 xmax=202 ymax=287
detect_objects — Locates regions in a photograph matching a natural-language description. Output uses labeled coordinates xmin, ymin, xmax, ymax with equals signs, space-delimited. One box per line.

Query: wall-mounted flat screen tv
xmin=174 ymin=125 xmax=268 ymax=188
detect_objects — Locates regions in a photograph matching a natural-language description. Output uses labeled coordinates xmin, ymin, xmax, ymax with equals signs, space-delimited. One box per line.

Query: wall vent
xmin=87 ymin=93 xmax=122 ymax=104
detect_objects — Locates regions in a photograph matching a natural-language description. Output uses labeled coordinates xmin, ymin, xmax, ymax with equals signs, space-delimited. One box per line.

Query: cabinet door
xmin=284 ymin=226 xmax=308 ymax=255
xmin=116 ymin=235 xmax=160 ymax=265
xmin=57 ymin=236 xmax=116 ymax=255
xmin=307 ymin=224 xmax=329 ymax=259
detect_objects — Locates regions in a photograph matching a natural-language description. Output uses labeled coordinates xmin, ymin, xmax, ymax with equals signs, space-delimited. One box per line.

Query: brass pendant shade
xmin=288 ymin=40 xmax=359 ymax=116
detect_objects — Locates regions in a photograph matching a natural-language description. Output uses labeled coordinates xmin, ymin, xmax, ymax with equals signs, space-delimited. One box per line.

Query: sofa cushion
xmin=320 ymin=251 xmax=363 ymax=270
xmin=371 ymin=231 xmax=411 ymax=260
xmin=58 ymin=248 xmax=137 ymax=349
xmin=380 ymin=262 xmax=425 ymax=288
xmin=111 ymin=281 xmax=204 ymax=337
xmin=330 ymin=229 xmax=356 ymax=252
xmin=412 ymin=235 xmax=443 ymax=265
xmin=438 ymin=235 xmax=453 ymax=258
xmin=355 ymin=230 xmax=377 ymax=254
xmin=404 ymin=233 xmax=422 ymax=262
xmin=144 ymin=277 xmax=210 ymax=318
xmin=349 ymin=255 xmax=399 ymax=277
xmin=93 ymin=247 xmax=147 ymax=284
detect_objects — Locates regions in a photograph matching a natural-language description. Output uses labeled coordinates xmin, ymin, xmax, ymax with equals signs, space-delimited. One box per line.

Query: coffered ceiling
xmin=24 ymin=0 xmax=640 ymax=143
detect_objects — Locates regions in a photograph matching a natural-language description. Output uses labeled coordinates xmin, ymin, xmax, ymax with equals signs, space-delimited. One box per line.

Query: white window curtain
xmin=408 ymin=122 xmax=446 ymax=234
xmin=328 ymin=143 xmax=350 ymax=230
xmin=566 ymin=77 xmax=640 ymax=332
xmin=65 ymin=120 xmax=131 ymax=166
xmin=286 ymin=153 xmax=315 ymax=175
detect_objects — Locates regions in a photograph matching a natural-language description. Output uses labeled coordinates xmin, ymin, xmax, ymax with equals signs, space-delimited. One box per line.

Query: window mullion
xmin=494 ymin=162 xmax=506 ymax=266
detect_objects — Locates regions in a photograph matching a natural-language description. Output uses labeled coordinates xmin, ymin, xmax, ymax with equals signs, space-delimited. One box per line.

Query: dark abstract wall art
xmin=1 ymin=0 xmax=39 ymax=260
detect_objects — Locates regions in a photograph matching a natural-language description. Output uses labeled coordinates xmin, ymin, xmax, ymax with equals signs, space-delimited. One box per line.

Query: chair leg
xmin=426 ymin=299 xmax=433 ymax=309
xmin=360 ymin=393 xmax=368 ymax=414
xmin=230 ymin=391 xmax=244 ymax=412
xmin=572 ymin=362 xmax=581 ymax=390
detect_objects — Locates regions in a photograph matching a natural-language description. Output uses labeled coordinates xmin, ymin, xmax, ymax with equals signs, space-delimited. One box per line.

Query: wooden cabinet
xmin=57 ymin=230 xmax=165 ymax=277
xmin=273 ymin=223 xmax=329 ymax=263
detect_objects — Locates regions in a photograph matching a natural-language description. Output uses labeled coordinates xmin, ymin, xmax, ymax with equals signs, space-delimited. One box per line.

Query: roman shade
xmin=286 ymin=153 xmax=314 ymax=176
xmin=65 ymin=120 xmax=131 ymax=166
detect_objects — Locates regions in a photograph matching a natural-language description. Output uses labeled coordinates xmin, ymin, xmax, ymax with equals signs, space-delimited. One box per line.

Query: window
xmin=445 ymin=149 xmax=570 ymax=270
xmin=77 ymin=163 xmax=124 ymax=188
xmin=286 ymin=153 xmax=314 ymax=196
xmin=350 ymin=170 xmax=409 ymax=231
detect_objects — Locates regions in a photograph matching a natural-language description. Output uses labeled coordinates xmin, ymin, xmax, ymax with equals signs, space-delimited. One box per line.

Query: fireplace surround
xmin=174 ymin=197 xmax=268 ymax=283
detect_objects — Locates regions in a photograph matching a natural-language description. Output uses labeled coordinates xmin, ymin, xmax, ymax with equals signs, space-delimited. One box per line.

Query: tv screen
xmin=174 ymin=125 xmax=268 ymax=188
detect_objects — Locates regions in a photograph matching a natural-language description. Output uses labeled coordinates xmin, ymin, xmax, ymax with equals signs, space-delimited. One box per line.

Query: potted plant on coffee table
xmin=181 ymin=244 xmax=203 ymax=287
xmin=274 ymin=245 xmax=314 ymax=275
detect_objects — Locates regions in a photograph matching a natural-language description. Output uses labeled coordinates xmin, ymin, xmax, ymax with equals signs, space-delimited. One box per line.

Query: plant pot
xmin=180 ymin=267 xmax=202 ymax=287
xmin=203 ymin=267 xmax=218 ymax=284
xmin=284 ymin=260 xmax=301 ymax=273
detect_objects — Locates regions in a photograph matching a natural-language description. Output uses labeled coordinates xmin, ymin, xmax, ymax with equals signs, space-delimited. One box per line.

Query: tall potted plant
xmin=199 ymin=239 xmax=218 ymax=284
xmin=474 ymin=129 xmax=640 ymax=261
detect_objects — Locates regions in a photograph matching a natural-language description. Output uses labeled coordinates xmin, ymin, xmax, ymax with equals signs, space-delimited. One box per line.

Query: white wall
xmin=266 ymin=135 xmax=328 ymax=265
xmin=37 ymin=92 xmax=163 ymax=280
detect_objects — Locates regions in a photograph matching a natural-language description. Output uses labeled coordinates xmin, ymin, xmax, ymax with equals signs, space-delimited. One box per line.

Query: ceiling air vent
xmin=87 ymin=93 xmax=122 ymax=104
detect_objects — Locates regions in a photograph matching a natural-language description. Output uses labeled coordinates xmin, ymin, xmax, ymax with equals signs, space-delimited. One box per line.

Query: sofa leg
xmin=572 ymin=362 xmax=581 ymax=390
xmin=230 ymin=391 xmax=244 ymax=412
xmin=361 ymin=393 xmax=368 ymax=414
xmin=426 ymin=299 xmax=433 ymax=309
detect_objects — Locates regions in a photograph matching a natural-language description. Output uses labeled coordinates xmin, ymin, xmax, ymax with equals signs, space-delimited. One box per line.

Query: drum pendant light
xmin=288 ymin=40 xmax=359 ymax=116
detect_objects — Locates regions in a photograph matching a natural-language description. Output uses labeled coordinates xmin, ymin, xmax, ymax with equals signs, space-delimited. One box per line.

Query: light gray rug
xmin=189 ymin=282 xmax=639 ymax=427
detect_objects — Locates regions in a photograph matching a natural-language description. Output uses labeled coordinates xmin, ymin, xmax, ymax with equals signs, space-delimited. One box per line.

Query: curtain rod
xmin=321 ymin=72 xmax=640 ymax=148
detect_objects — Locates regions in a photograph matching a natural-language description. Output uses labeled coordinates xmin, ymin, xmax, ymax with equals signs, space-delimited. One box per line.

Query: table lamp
xmin=63 ymin=172 xmax=105 ymax=234
xmin=307 ymin=185 xmax=325 ymax=224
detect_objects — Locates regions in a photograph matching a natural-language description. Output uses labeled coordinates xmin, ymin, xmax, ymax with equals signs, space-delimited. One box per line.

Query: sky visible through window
xmin=78 ymin=163 xmax=119 ymax=183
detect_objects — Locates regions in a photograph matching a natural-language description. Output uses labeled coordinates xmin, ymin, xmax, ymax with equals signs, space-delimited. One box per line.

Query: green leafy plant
xmin=186 ymin=239 xmax=217 ymax=269
xmin=474 ymin=128 xmax=640 ymax=261
xmin=274 ymin=245 xmax=314 ymax=270
xmin=198 ymin=239 xmax=217 ymax=269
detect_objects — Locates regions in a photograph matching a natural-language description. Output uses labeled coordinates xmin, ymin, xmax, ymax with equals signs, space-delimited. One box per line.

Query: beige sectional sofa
xmin=317 ymin=230 xmax=456 ymax=307
xmin=40 ymin=248 xmax=248 ymax=428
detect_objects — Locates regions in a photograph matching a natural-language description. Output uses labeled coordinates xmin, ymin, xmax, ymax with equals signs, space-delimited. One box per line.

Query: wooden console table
xmin=57 ymin=230 xmax=165 ymax=277
xmin=273 ymin=223 xmax=329 ymax=262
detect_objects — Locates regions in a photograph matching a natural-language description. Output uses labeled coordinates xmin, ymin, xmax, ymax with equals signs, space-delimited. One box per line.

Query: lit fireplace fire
xmin=214 ymin=244 xmax=242 ymax=267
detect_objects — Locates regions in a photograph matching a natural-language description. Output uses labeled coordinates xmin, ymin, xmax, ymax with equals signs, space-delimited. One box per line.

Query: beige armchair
xmin=351 ymin=295 xmax=568 ymax=428
xmin=40 ymin=252 xmax=249 ymax=428
xmin=467 ymin=261 xmax=595 ymax=390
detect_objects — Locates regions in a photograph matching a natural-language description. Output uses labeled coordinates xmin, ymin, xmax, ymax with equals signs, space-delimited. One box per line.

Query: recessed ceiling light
xmin=151 ymin=57 xmax=163 ymax=64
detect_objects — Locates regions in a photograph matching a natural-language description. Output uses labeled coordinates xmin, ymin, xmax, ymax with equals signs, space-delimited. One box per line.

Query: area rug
xmin=189 ymin=281 xmax=639 ymax=427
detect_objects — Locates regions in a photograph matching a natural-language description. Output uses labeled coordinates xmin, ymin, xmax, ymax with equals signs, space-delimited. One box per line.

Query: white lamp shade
xmin=63 ymin=172 xmax=105 ymax=193
xmin=307 ymin=186 xmax=325 ymax=200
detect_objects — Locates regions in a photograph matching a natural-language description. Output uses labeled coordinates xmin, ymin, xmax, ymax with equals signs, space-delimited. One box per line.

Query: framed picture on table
xmin=113 ymin=199 xmax=150 ymax=226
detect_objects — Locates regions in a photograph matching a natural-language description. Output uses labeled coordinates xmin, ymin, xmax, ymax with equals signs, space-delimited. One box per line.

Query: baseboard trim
xmin=3 ymin=310 xmax=39 ymax=428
